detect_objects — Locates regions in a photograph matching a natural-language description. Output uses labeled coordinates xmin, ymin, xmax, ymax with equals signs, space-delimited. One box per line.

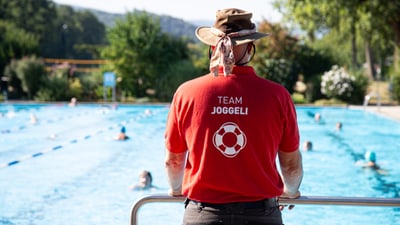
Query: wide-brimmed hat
xmin=195 ymin=8 xmax=269 ymax=46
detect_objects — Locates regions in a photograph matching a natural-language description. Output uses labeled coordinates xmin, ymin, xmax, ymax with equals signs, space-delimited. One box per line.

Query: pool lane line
xmin=0 ymin=108 xmax=166 ymax=169
xmin=0 ymin=145 xmax=64 ymax=168
xmin=0 ymin=110 xmax=93 ymax=134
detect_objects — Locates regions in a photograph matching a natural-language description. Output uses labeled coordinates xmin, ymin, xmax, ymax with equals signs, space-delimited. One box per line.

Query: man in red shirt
xmin=165 ymin=8 xmax=303 ymax=225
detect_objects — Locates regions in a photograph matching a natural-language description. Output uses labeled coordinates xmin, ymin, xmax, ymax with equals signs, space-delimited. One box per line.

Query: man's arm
xmin=164 ymin=150 xmax=187 ymax=196
xmin=278 ymin=150 xmax=303 ymax=198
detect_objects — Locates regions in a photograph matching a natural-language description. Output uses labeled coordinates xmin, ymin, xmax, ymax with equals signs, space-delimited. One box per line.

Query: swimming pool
xmin=0 ymin=103 xmax=399 ymax=225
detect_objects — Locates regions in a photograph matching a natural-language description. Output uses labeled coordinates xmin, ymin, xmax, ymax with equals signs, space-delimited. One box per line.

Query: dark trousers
xmin=182 ymin=199 xmax=283 ymax=225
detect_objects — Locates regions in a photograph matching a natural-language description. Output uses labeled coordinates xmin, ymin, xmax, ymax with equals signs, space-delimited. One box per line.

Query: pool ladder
xmin=363 ymin=92 xmax=381 ymax=110
xmin=130 ymin=194 xmax=400 ymax=225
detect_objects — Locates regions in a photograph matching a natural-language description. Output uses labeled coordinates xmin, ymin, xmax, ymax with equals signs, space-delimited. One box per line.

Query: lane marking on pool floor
xmin=0 ymin=108 xmax=166 ymax=169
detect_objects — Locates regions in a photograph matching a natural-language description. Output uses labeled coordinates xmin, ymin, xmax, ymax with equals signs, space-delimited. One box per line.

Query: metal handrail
xmin=130 ymin=194 xmax=400 ymax=225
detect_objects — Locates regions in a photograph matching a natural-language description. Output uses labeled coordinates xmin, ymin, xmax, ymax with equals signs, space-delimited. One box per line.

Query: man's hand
xmin=278 ymin=190 xmax=301 ymax=210
xmin=278 ymin=149 xmax=303 ymax=211
xmin=168 ymin=188 xmax=183 ymax=197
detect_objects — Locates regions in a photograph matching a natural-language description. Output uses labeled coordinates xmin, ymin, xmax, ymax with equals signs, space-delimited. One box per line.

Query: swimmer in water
xmin=30 ymin=113 xmax=38 ymax=124
xmin=302 ymin=141 xmax=313 ymax=152
xmin=362 ymin=151 xmax=380 ymax=170
xmin=356 ymin=151 xmax=388 ymax=175
xmin=114 ymin=126 xmax=129 ymax=140
xmin=335 ymin=122 xmax=343 ymax=131
xmin=129 ymin=170 xmax=156 ymax=190
xmin=68 ymin=97 xmax=77 ymax=107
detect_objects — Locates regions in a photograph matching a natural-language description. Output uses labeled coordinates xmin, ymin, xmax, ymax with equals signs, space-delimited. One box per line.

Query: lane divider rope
xmin=0 ymin=108 xmax=167 ymax=169
xmin=1 ymin=110 xmax=92 ymax=134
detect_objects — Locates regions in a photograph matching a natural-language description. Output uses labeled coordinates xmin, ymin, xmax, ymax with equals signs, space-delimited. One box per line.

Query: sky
xmin=52 ymin=0 xmax=283 ymax=23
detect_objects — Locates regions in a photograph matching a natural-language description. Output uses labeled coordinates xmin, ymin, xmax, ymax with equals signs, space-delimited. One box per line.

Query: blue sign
xmin=103 ymin=72 xmax=116 ymax=87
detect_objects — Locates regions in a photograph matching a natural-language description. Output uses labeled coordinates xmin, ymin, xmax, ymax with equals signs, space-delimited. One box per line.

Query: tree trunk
xmin=351 ymin=22 xmax=357 ymax=69
xmin=393 ymin=20 xmax=400 ymax=74
xmin=364 ymin=41 xmax=375 ymax=80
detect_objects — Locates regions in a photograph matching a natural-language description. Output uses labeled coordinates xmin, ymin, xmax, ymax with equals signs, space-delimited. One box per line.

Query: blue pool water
xmin=0 ymin=103 xmax=399 ymax=225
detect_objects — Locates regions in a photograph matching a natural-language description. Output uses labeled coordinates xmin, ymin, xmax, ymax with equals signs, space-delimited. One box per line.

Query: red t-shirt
xmin=165 ymin=66 xmax=299 ymax=203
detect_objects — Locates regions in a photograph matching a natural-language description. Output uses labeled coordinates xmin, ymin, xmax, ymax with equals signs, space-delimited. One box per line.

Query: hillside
xmin=71 ymin=5 xmax=200 ymax=42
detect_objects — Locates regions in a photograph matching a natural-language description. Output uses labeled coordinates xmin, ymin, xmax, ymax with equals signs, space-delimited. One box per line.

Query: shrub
xmin=320 ymin=65 xmax=369 ymax=104
xmin=254 ymin=58 xmax=300 ymax=93
xmin=68 ymin=79 xmax=83 ymax=99
xmin=321 ymin=65 xmax=355 ymax=101
xmin=292 ymin=92 xmax=307 ymax=104
xmin=4 ymin=56 xmax=45 ymax=99
xmin=348 ymin=69 xmax=370 ymax=104
xmin=392 ymin=74 xmax=400 ymax=103
xmin=35 ymin=75 xmax=68 ymax=101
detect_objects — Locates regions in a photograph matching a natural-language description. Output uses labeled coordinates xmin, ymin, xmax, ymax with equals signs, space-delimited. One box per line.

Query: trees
xmin=41 ymin=5 xmax=107 ymax=59
xmin=0 ymin=21 xmax=39 ymax=76
xmin=103 ymin=11 xmax=193 ymax=100
xmin=1 ymin=1 xmax=107 ymax=100
xmin=252 ymin=19 xmax=333 ymax=101
xmin=274 ymin=0 xmax=400 ymax=78
xmin=4 ymin=56 xmax=46 ymax=99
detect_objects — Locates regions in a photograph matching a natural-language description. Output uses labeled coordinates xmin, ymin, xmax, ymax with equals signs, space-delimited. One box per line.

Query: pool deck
xmin=349 ymin=105 xmax=400 ymax=122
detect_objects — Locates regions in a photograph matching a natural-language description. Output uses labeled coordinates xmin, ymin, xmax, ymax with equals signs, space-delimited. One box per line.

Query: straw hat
xmin=195 ymin=8 xmax=269 ymax=46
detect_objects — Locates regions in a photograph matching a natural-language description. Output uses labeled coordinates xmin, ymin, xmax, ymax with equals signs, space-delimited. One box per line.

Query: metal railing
xmin=130 ymin=194 xmax=400 ymax=225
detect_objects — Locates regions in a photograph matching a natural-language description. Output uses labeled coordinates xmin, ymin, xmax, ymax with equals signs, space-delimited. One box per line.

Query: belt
xmin=188 ymin=198 xmax=278 ymax=209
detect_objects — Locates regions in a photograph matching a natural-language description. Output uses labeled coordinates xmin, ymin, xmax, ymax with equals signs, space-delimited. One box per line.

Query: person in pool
xmin=114 ymin=126 xmax=129 ymax=140
xmin=357 ymin=151 xmax=389 ymax=175
xmin=302 ymin=141 xmax=313 ymax=152
xmin=68 ymin=97 xmax=77 ymax=107
xmin=30 ymin=113 xmax=38 ymax=124
xmin=362 ymin=151 xmax=380 ymax=170
xmin=335 ymin=122 xmax=343 ymax=131
xmin=129 ymin=170 xmax=156 ymax=190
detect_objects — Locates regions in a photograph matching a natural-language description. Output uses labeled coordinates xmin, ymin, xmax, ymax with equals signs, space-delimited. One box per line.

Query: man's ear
xmin=247 ymin=43 xmax=253 ymax=53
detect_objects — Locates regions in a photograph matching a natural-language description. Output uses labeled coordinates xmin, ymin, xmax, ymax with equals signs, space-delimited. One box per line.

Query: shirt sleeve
xmin=278 ymin=93 xmax=300 ymax=152
xmin=164 ymin=91 xmax=188 ymax=153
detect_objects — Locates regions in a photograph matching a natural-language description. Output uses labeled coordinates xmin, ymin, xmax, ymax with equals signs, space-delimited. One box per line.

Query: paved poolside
xmin=350 ymin=105 xmax=400 ymax=122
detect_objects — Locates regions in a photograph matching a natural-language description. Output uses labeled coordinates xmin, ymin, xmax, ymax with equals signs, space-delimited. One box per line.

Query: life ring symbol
xmin=213 ymin=122 xmax=246 ymax=158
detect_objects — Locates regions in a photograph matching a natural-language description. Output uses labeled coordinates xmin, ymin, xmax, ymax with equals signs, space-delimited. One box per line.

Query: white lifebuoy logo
xmin=212 ymin=122 xmax=246 ymax=158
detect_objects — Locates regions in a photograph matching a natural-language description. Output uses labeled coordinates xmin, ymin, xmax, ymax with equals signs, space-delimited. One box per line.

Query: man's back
xmin=165 ymin=66 xmax=299 ymax=203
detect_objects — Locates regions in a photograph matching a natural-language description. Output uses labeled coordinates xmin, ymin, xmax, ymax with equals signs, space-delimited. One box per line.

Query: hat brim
xmin=195 ymin=26 xmax=270 ymax=46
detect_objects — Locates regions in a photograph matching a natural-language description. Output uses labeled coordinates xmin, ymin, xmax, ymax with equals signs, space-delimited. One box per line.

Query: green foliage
xmin=103 ymin=11 xmax=191 ymax=99
xmin=291 ymin=92 xmax=307 ymax=104
xmin=36 ymin=66 xmax=105 ymax=101
xmin=254 ymin=58 xmax=299 ymax=93
xmin=348 ymin=69 xmax=370 ymax=104
xmin=392 ymin=73 xmax=400 ymax=103
xmin=3 ymin=60 xmax=22 ymax=99
xmin=313 ymin=98 xmax=347 ymax=106
xmin=275 ymin=0 xmax=400 ymax=74
xmin=0 ymin=20 xmax=38 ymax=75
xmin=321 ymin=65 xmax=355 ymax=100
xmin=307 ymin=32 xmax=349 ymax=68
xmin=4 ymin=56 xmax=46 ymax=99
xmin=68 ymin=79 xmax=83 ymax=99
xmin=304 ymin=75 xmax=323 ymax=104
xmin=0 ymin=0 xmax=57 ymax=43
xmin=35 ymin=75 xmax=68 ymax=101
xmin=155 ymin=59 xmax=201 ymax=101
xmin=320 ymin=65 xmax=369 ymax=104
xmin=42 ymin=5 xmax=107 ymax=59
xmin=253 ymin=20 xmax=334 ymax=95
xmin=79 ymin=72 xmax=103 ymax=100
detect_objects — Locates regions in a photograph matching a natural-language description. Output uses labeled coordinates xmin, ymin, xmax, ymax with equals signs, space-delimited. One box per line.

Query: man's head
xmin=195 ymin=8 xmax=269 ymax=46
xmin=139 ymin=170 xmax=153 ymax=188
xmin=365 ymin=151 xmax=376 ymax=163
xmin=120 ymin=126 xmax=126 ymax=134
xmin=195 ymin=8 xmax=269 ymax=76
